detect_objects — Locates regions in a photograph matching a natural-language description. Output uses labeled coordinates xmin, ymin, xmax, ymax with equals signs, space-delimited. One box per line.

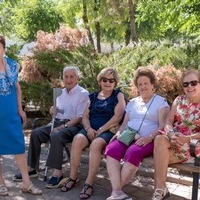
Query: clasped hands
xmin=87 ymin=127 xmax=102 ymax=141
xmin=169 ymin=132 xmax=189 ymax=148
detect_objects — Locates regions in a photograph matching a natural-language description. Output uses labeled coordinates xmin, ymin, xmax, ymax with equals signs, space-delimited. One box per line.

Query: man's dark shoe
xmin=13 ymin=170 xmax=38 ymax=182
xmin=45 ymin=175 xmax=64 ymax=189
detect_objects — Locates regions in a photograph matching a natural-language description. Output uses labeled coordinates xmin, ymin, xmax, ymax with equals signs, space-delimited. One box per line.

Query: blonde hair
xmin=97 ymin=68 xmax=119 ymax=85
xmin=181 ymin=68 xmax=200 ymax=82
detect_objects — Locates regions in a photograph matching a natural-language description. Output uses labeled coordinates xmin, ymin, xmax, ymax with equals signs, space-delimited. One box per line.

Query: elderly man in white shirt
xmin=13 ymin=66 xmax=89 ymax=188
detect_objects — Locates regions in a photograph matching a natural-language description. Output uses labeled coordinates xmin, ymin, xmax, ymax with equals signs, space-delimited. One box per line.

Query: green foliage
xmin=1 ymin=0 xmax=199 ymax=45
xmin=136 ymin=0 xmax=200 ymax=41
xmin=12 ymin=0 xmax=65 ymax=41
xmin=6 ymin=44 xmax=22 ymax=62
xmin=103 ymin=40 xmax=199 ymax=97
xmin=20 ymin=80 xmax=52 ymax=115
xmin=20 ymin=39 xmax=199 ymax=114
xmin=0 ymin=1 xmax=16 ymax=36
xmin=105 ymin=40 xmax=199 ymax=69
xmin=33 ymin=45 xmax=104 ymax=92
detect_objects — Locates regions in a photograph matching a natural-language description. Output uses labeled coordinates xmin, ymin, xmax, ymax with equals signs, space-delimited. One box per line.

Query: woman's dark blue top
xmin=89 ymin=89 xmax=120 ymax=130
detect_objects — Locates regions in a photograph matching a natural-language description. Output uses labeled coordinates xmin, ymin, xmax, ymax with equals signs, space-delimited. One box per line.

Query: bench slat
xmin=142 ymin=157 xmax=200 ymax=174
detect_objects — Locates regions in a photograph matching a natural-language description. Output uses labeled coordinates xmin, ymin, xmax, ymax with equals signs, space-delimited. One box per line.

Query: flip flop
xmin=106 ymin=194 xmax=132 ymax=200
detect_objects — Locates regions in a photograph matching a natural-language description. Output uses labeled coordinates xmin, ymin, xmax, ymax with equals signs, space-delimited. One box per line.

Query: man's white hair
xmin=63 ymin=65 xmax=81 ymax=78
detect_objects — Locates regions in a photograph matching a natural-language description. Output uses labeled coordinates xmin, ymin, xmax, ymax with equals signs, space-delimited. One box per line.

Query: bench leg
xmin=192 ymin=158 xmax=200 ymax=200
xmin=64 ymin=146 xmax=70 ymax=160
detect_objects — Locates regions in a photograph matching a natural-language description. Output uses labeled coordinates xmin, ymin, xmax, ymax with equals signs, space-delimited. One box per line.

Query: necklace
xmin=98 ymin=91 xmax=112 ymax=100
xmin=94 ymin=93 xmax=111 ymax=112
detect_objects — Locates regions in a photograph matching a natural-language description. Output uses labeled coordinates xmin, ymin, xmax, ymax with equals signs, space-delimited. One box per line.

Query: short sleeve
xmin=125 ymin=98 xmax=136 ymax=114
xmin=6 ymin=57 xmax=19 ymax=85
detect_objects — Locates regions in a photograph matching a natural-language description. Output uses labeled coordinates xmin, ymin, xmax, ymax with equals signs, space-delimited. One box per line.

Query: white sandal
xmin=152 ymin=188 xmax=170 ymax=200
xmin=21 ymin=183 xmax=42 ymax=195
xmin=0 ymin=184 xmax=8 ymax=196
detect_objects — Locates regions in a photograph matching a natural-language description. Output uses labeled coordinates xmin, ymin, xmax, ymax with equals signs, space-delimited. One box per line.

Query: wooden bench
xmin=31 ymin=118 xmax=200 ymax=199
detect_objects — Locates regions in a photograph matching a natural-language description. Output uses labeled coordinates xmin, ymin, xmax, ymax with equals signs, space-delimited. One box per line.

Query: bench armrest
xmin=190 ymin=139 xmax=200 ymax=157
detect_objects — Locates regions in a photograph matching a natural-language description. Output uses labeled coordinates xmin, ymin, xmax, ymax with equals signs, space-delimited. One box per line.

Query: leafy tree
xmin=0 ymin=1 xmax=16 ymax=36
xmin=11 ymin=0 xmax=65 ymax=41
xmin=136 ymin=0 xmax=200 ymax=41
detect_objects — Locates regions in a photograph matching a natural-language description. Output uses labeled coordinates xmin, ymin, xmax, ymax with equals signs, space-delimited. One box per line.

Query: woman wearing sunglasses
xmin=60 ymin=68 xmax=126 ymax=199
xmin=153 ymin=69 xmax=200 ymax=200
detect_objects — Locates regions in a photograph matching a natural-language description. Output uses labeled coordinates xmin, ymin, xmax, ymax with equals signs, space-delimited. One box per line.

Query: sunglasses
xmin=101 ymin=77 xmax=116 ymax=83
xmin=182 ymin=80 xmax=199 ymax=88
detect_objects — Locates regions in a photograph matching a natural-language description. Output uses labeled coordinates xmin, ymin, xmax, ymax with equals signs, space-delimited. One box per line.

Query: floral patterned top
xmin=0 ymin=57 xmax=18 ymax=96
xmin=171 ymin=95 xmax=200 ymax=163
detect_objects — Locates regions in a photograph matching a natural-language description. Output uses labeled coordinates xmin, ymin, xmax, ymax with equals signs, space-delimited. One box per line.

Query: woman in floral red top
xmin=152 ymin=69 xmax=200 ymax=200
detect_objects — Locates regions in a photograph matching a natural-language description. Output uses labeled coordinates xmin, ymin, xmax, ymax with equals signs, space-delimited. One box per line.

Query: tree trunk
xmin=82 ymin=0 xmax=95 ymax=48
xmin=125 ymin=26 xmax=131 ymax=46
xmin=128 ymin=0 xmax=138 ymax=44
xmin=95 ymin=21 xmax=101 ymax=53
xmin=94 ymin=0 xmax=101 ymax=53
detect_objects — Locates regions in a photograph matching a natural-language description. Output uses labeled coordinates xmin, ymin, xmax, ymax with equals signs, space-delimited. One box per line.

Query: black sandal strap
xmin=83 ymin=183 xmax=93 ymax=192
xmin=80 ymin=183 xmax=93 ymax=199
xmin=60 ymin=177 xmax=79 ymax=192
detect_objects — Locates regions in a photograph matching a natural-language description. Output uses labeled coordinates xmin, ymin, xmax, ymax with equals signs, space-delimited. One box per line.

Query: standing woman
xmin=0 ymin=35 xmax=42 ymax=195
xmin=153 ymin=69 xmax=200 ymax=200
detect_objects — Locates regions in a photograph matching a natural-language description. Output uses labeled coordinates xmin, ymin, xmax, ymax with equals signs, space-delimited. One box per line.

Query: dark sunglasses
xmin=101 ymin=77 xmax=116 ymax=83
xmin=182 ymin=80 xmax=199 ymax=88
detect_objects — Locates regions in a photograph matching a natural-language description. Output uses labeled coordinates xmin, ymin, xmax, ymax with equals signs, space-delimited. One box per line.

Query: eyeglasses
xmin=101 ymin=77 xmax=116 ymax=83
xmin=182 ymin=80 xmax=199 ymax=88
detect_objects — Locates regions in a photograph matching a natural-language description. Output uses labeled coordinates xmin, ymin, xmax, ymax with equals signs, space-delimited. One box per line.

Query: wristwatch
xmin=64 ymin=123 xmax=68 ymax=128
xmin=166 ymin=130 xmax=174 ymax=135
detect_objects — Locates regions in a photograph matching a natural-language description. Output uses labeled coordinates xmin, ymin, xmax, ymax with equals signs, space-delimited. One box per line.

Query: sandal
xmin=152 ymin=188 xmax=170 ymax=200
xmin=60 ymin=177 xmax=79 ymax=192
xmin=0 ymin=184 xmax=8 ymax=196
xmin=21 ymin=183 xmax=42 ymax=195
xmin=107 ymin=194 xmax=132 ymax=200
xmin=79 ymin=183 xmax=93 ymax=199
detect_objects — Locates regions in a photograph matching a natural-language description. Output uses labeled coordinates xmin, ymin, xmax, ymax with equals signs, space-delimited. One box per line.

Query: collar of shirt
xmin=65 ymin=84 xmax=79 ymax=95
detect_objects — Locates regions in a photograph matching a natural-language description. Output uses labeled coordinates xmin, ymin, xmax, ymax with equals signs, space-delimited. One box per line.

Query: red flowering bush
xmin=19 ymin=25 xmax=89 ymax=83
xmin=35 ymin=25 xmax=89 ymax=52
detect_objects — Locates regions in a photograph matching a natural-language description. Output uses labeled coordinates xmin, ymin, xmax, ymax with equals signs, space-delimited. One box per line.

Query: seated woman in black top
xmin=61 ymin=67 xmax=126 ymax=199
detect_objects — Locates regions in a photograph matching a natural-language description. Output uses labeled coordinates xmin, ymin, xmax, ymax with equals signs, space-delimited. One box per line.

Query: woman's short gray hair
xmin=63 ymin=65 xmax=81 ymax=78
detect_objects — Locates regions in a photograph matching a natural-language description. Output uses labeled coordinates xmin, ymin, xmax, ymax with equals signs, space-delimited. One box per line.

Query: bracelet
xmin=98 ymin=127 xmax=103 ymax=132
xmin=86 ymin=127 xmax=91 ymax=131
xmin=149 ymin=134 xmax=154 ymax=140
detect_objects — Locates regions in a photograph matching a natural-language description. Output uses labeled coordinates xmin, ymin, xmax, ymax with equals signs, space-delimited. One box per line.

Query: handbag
xmin=118 ymin=126 xmax=140 ymax=146
xmin=118 ymin=95 xmax=156 ymax=146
